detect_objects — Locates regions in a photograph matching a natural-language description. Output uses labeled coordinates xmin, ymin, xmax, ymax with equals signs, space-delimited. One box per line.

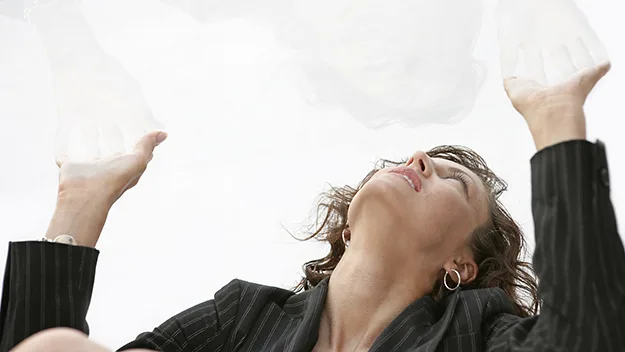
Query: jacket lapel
xmin=283 ymin=278 xmax=330 ymax=352
xmin=416 ymin=289 xmax=461 ymax=352
xmin=281 ymin=278 xmax=461 ymax=352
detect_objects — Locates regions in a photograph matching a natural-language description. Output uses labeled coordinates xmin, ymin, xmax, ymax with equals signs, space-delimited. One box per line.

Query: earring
xmin=342 ymin=227 xmax=350 ymax=248
xmin=443 ymin=269 xmax=461 ymax=291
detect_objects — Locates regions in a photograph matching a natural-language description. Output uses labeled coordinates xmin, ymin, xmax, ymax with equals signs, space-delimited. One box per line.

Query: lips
xmin=389 ymin=166 xmax=422 ymax=192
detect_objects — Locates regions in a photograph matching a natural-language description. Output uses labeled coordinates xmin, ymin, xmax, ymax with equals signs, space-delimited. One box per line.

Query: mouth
xmin=389 ymin=166 xmax=422 ymax=192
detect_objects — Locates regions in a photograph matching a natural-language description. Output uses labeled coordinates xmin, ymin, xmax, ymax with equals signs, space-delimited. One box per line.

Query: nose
xmin=406 ymin=151 xmax=433 ymax=178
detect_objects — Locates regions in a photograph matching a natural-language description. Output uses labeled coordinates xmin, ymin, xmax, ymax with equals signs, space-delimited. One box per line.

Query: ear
xmin=443 ymin=257 xmax=478 ymax=286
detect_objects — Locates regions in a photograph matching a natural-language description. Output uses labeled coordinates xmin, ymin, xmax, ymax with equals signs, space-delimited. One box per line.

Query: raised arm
xmin=0 ymin=133 xmax=166 ymax=351
xmin=482 ymin=62 xmax=625 ymax=351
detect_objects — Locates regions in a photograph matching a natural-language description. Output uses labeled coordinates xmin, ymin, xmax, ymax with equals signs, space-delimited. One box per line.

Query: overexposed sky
xmin=1 ymin=0 xmax=623 ymax=348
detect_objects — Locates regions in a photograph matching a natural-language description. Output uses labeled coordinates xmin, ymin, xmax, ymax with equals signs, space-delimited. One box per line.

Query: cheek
xmin=417 ymin=188 xmax=472 ymax=237
xmin=422 ymin=187 xmax=467 ymax=216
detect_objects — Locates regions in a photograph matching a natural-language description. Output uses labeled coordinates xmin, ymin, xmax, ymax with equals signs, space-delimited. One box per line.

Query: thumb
xmin=498 ymin=40 xmax=519 ymax=79
xmin=133 ymin=131 xmax=167 ymax=157
xmin=576 ymin=60 xmax=611 ymax=93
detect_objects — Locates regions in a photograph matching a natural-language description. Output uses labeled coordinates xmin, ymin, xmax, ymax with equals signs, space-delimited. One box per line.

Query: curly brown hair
xmin=291 ymin=145 xmax=540 ymax=317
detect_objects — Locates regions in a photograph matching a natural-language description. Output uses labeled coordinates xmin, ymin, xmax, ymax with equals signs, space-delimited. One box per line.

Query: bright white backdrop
xmin=0 ymin=0 xmax=623 ymax=349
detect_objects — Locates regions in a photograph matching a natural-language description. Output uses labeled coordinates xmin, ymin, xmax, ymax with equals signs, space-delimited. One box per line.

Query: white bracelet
xmin=40 ymin=234 xmax=78 ymax=246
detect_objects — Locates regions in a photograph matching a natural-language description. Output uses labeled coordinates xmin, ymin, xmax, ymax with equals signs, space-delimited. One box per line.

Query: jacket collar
xmin=282 ymin=277 xmax=452 ymax=351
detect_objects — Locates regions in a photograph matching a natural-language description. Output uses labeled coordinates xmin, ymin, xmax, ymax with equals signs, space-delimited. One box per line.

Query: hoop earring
xmin=342 ymin=228 xmax=350 ymax=248
xmin=443 ymin=269 xmax=461 ymax=291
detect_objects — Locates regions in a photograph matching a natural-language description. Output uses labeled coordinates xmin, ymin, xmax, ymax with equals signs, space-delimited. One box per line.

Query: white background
xmin=0 ymin=0 xmax=623 ymax=349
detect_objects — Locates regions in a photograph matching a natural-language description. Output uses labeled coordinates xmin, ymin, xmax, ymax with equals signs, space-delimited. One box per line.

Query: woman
xmin=3 ymin=61 xmax=624 ymax=352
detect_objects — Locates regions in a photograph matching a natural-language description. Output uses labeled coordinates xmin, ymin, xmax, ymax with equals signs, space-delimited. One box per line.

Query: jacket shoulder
xmin=220 ymin=279 xmax=297 ymax=347
xmin=458 ymin=287 xmax=520 ymax=320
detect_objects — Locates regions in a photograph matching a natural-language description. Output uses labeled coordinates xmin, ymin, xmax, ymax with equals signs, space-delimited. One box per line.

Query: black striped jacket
xmin=1 ymin=140 xmax=624 ymax=351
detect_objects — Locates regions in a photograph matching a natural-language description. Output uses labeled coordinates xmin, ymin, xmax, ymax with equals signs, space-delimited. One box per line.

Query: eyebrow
xmin=448 ymin=166 xmax=471 ymax=200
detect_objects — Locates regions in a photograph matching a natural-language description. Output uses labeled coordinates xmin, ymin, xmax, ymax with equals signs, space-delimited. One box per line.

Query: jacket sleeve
xmin=484 ymin=140 xmax=625 ymax=351
xmin=0 ymin=239 xmax=240 ymax=352
xmin=0 ymin=241 xmax=99 ymax=351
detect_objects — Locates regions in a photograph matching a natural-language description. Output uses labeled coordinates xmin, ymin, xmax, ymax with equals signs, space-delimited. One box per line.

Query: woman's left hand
xmin=503 ymin=61 xmax=611 ymax=150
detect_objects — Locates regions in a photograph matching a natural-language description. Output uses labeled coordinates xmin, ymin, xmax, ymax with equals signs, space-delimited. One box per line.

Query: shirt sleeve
xmin=484 ymin=140 xmax=625 ymax=351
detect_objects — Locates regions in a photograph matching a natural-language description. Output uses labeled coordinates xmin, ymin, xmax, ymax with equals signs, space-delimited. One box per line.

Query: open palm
xmin=504 ymin=61 xmax=610 ymax=117
xmin=51 ymin=53 xmax=167 ymax=203
xmin=56 ymin=131 xmax=167 ymax=205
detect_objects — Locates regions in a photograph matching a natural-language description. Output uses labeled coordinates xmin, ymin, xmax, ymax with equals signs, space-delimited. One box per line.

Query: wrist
xmin=47 ymin=193 xmax=112 ymax=248
xmin=525 ymin=108 xmax=587 ymax=151
xmin=531 ymin=123 xmax=586 ymax=151
xmin=58 ymin=184 xmax=117 ymax=208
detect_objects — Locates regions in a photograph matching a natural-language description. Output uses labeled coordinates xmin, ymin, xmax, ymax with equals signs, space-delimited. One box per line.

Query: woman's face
xmin=348 ymin=150 xmax=490 ymax=262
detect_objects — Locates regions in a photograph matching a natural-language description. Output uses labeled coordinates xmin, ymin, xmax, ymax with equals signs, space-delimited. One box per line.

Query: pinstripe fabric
xmin=1 ymin=140 xmax=624 ymax=352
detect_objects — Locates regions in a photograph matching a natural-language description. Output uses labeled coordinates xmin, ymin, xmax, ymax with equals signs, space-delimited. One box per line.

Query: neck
xmin=316 ymin=229 xmax=437 ymax=351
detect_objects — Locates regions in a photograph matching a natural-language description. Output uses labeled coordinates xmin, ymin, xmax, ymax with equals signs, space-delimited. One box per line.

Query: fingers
xmin=549 ymin=44 xmax=577 ymax=84
xmin=580 ymin=28 xmax=610 ymax=63
xmin=567 ymin=37 xmax=594 ymax=71
xmin=54 ymin=125 xmax=71 ymax=168
xmin=496 ymin=0 xmax=522 ymax=79
xmin=78 ymin=119 xmax=101 ymax=160
xmin=101 ymin=123 xmax=126 ymax=155
xmin=522 ymin=46 xmax=547 ymax=85
xmin=499 ymin=42 xmax=519 ymax=78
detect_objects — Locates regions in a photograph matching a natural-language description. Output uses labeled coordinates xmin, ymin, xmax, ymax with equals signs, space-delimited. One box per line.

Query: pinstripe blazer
xmin=2 ymin=140 xmax=624 ymax=352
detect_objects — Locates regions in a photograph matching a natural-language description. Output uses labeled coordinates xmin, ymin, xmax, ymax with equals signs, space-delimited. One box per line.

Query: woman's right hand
xmin=57 ymin=130 xmax=167 ymax=206
xmin=50 ymin=131 xmax=166 ymax=248
xmin=503 ymin=61 xmax=611 ymax=150
xmin=51 ymin=49 xmax=168 ymax=200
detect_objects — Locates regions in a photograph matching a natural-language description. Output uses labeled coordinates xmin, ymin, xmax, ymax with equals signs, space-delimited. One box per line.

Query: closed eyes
xmin=401 ymin=157 xmax=472 ymax=199
xmin=448 ymin=170 xmax=470 ymax=199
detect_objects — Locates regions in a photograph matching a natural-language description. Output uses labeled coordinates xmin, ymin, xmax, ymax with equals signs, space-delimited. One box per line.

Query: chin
xmin=352 ymin=176 xmax=416 ymax=219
